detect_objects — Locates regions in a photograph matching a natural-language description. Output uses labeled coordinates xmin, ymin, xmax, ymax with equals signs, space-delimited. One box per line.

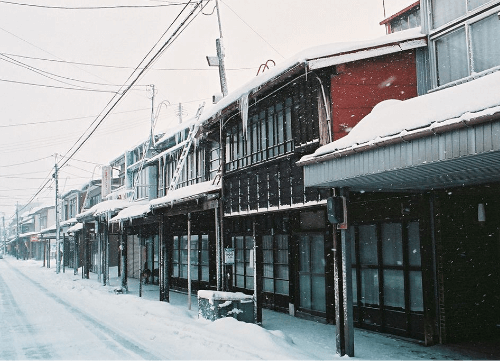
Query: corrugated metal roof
xmin=303 ymin=120 xmax=500 ymax=191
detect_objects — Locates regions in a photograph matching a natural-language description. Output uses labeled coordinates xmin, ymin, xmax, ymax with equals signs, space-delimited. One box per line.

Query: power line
xmin=0 ymin=156 xmax=52 ymax=168
xmin=220 ymin=0 xmax=285 ymax=59
xmin=58 ymin=0 xmax=210 ymax=171
xmin=0 ymin=107 xmax=149 ymax=128
xmin=0 ymin=77 xmax=120 ymax=93
xmin=0 ymin=52 xmax=255 ymax=71
xmin=0 ymin=53 xmax=148 ymax=89
xmin=0 ymin=1 xmax=191 ymax=9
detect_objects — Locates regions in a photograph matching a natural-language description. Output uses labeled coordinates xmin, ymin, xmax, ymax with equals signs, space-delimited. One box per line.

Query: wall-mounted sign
xmin=101 ymin=165 xmax=112 ymax=199
xmin=224 ymin=248 xmax=235 ymax=265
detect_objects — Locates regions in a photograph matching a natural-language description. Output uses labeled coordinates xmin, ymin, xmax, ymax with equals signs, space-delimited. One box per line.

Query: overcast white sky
xmin=0 ymin=0 xmax=416 ymax=220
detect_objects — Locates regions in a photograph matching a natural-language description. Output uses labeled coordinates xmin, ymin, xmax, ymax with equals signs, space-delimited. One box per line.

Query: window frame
xmin=428 ymin=1 xmax=500 ymax=88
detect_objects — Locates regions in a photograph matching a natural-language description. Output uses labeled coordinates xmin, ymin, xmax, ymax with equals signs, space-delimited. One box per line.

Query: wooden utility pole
xmin=54 ymin=155 xmax=61 ymax=274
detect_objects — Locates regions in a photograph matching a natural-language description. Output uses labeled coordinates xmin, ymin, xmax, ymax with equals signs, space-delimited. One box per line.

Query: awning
xmin=300 ymin=71 xmax=500 ymax=192
xmin=150 ymin=181 xmax=220 ymax=209
xmin=109 ymin=201 xmax=151 ymax=223
xmin=67 ymin=222 xmax=83 ymax=234
xmin=76 ymin=199 xmax=132 ymax=222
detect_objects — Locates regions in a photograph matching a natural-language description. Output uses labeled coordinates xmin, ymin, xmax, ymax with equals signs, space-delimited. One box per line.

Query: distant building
xmin=380 ymin=1 xmax=420 ymax=34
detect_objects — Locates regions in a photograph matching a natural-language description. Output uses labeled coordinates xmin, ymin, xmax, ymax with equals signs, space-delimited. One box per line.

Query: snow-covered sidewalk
xmin=3 ymin=256 xmax=493 ymax=360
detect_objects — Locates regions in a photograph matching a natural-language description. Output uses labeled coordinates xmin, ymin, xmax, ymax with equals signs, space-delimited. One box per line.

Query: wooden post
xmin=331 ymin=188 xmax=354 ymax=357
xmin=139 ymin=229 xmax=143 ymax=298
xmin=74 ymin=234 xmax=78 ymax=276
xmin=215 ymin=205 xmax=222 ymax=291
xmin=120 ymin=225 xmax=128 ymax=292
xmin=187 ymin=213 xmax=192 ymax=310
xmin=159 ymin=215 xmax=170 ymax=302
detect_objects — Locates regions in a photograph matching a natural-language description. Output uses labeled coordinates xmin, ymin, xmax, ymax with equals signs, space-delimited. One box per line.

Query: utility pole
xmin=2 ymin=214 xmax=5 ymax=256
xmin=207 ymin=0 xmax=229 ymax=97
xmin=148 ymin=84 xmax=156 ymax=148
xmin=16 ymin=202 xmax=19 ymax=260
xmin=215 ymin=0 xmax=228 ymax=97
xmin=54 ymin=154 xmax=61 ymax=274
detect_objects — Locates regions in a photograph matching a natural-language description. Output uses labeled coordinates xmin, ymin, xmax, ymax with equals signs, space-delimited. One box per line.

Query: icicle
xmin=239 ymin=92 xmax=249 ymax=139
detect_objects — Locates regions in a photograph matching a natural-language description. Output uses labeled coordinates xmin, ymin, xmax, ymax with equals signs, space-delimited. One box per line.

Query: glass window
xmin=470 ymin=13 xmax=500 ymax=73
xmin=409 ymin=271 xmax=424 ymax=311
xmin=361 ymin=268 xmax=379 ymax=305
xmin=435 ymin=27 xmax=469 ymax=85
xmin=201 ymin=235 xmax=209 ymax=282
xmin=383 ymin=269 xmax=405 ymax=309
xmin=468 ymin=0 xmax=493 ymax=10
xmin=359 ymin=225 xmax=378 ymax=265
xmin=382 ymin=223 xmax=403 ymax=266
xmin=432 ymin=0 xmax=466 ymax=28
xmin=233 ymin=236 xmax=254 ymax=290
xmin=285 ymin=98 xmax=293 ymax=152
xmin=407 ymin=222 xmax=421 ymax=267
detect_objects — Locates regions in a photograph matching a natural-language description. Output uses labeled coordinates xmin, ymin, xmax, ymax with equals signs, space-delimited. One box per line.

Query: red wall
xmin=330 ymin=50 xmax=418 ymax=140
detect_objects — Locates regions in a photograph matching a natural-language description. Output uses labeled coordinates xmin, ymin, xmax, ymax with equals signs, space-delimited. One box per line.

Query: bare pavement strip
xmin=0 ymin=257 xmax=166 ymax=360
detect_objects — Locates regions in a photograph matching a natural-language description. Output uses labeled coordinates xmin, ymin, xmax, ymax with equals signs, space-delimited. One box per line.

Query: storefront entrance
xmin=350 ymin=220 xmax=424 ymax=339
xmin=298 ymin=234 xmax=326 ymax=315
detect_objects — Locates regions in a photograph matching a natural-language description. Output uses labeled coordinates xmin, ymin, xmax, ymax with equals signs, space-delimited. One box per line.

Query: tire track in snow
xmin=0 ymin=269 xmax=55 ymax=359
xmin=11 ymin=264 xmax=168 ymax=360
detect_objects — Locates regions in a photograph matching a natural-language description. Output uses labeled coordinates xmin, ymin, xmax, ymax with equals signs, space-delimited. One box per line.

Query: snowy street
xmin=0 ymin=255 xmax=493 ymax=360
xmin=0 ymin=258 xmax=163 ymax=360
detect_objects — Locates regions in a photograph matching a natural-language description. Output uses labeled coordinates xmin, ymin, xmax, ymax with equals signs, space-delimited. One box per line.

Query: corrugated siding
xmin=304 ymin=120 xmax=500 ymax=191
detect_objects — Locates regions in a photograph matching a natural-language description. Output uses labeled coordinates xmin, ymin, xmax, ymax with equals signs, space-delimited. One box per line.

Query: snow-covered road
xmin=0 ymin=256 xmax=492 ymax=360
xmin=0 ymin=259 xmax=164 ymax=360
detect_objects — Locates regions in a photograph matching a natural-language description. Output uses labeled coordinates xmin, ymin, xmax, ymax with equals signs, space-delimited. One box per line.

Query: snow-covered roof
xmin=76 ymin=199 xmax=132 ymax=221
xmin=155 ymin=116 xmax=198 ymax=147
xmin=40 ymin=224 xmax=56 ymax=234
xmin=67 ymin=222 xmax=83 ymax=234
xmin=150 ymin=181 xmax=220 ymax=209
xmin=109 ymin=201 xmax=151 ymax=223
xmin=197 ymin=28 xmax=425 ymax=128
xmin=28 ymin=204 xmax=54 ymax=216
xmin=299 ymin=70 xmax=500 ymax=165
xmin=60 ymin=218 xmax=77 ymax=227
xmin=18 ymin=230 xmax=39 ymax=238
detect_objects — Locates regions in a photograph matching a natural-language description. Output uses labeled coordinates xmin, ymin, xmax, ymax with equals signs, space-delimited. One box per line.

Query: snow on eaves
xmin=150 ymin=181 xmax=220 ymax=209
xmin=196 ymin=27 xmax=425 ymax=127
xmin=300 ymin=70 xmax=500 ymax=164
xmin=67 ymin=222 xmax=83 ymax=234
xmin=76 ymin=199 xmax=132 ymax=221
xmin=110 ymin=201 xmax=151 ymax=223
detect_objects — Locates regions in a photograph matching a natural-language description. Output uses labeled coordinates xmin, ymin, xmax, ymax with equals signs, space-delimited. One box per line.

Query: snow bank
xmin=198 ymin=290 xmax=253 ymax=304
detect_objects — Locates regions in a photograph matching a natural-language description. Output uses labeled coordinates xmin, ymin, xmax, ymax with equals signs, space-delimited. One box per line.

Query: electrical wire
xmin=3 ymin=0 xmax=210 ymax=215
xmin=0 ymin=77 xmax=121 ymax=94
xmin=0 ymin=52 xmax=255 ymax=71
xmin=220 ymin=0 xmax=285 ymax=59
xmin=0 ymin=107 xmax=150 ymax=128
xmin=0 ymin=0 xmax=192 ymax=9
xmin=0 ymin=53 xmax=148 ymax=90
xmin=58 ymin=0 xmax=210 ymax=171
xmin=0 ymin=156 xmax=52 ymax=168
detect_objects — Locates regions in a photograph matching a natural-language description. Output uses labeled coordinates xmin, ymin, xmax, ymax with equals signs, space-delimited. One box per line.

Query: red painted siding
xmin=330 ymin=50 xmax=418 ymax=140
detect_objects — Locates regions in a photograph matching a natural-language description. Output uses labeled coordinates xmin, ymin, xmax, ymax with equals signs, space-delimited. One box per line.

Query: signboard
xmin=30 ymin=235 xmax=39 ymax=242
xmin=101 ymin=165 xmax=112 ymax=199
xmin=224 ymin=248 xmax=235 ymax=265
